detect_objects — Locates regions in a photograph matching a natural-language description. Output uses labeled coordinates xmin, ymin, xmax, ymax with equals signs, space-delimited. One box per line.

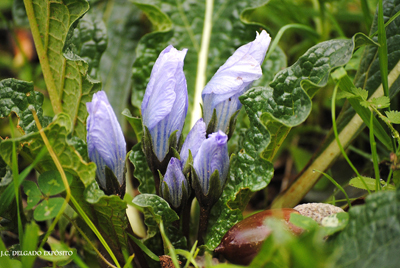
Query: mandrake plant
xmin=0 ymin=0 xmax=400 ymax=267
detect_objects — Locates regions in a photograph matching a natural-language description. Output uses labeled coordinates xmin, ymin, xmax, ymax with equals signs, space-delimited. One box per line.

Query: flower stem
xmin=197 ymin=206 xmax=211 ymax=245
xmin=191 ymin=0 xmax=214 ymax=127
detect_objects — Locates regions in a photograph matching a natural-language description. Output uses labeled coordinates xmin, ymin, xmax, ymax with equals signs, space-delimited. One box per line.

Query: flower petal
xmin=180 ymin=118 xmax=206 ymax=166
xmin=162 ymin=157 xmax=187 ymax=208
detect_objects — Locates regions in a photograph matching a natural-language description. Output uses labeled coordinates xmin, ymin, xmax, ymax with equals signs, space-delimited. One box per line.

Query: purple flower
xmin=202 ymin=30 xmax=271 ymax=133
xmin=86 ymin=91 xmax=126 ymax=189
xmin=180 ymin=118 xmax=206 ymax=167
xmin=193 ymin=131 xmax=229 ymax=195
xmin=141 ymin=45 xmax=188 ymax=162
xmin=161 ymin=157 xmax=188 ymax=208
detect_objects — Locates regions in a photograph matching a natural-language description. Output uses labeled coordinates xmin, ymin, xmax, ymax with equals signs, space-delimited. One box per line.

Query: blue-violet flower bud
xmin=193 ymin=130 xmax=229 ymax=195
xmin=161 ymin=157 xmax=188 ymax=208
xmin=202 ymin=30 xmax=271 ymax=133
xmin=180 ymin=118 xmax=206 ymax=167
xmin=86 ymin=91 xmax=126 ymax=189
xmin=141 ymin=45 xmax=188 ymax=162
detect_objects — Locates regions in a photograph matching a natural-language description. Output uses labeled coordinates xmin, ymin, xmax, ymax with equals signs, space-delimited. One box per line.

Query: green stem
xmin=23 ymin=0 xmax=62 ymax=114
xmin=331 ymin=85 xmax=371 ymax=194
xmin=369 ymin=111 xmax=381 ymax=192
xmin=9 ymin=118 xmax=24 ymax=244
xmin=191 ymin=0 xmax=214 ymax=127
xmin=313 ymin=169 xmax=351 ymax=208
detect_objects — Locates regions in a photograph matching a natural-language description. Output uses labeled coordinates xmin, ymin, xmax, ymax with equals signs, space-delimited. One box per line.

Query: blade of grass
xmin=313 ymin=169 xmax=351 ymax=208
xmin=369 ymin=111 xmax=381 ymax=191
xmin=31 ymin=109 xmax=121 ymax=268
xmin=127 ymin=233 xmax=159 ymax=262
xmin=9 ymin=117 xmax=24 ymax=244
xmin=378 ymin=0 xmax=389 ymax=98
xmin=159 ymin=220 xmax=180 ymax=268
xmin=360 ymin=0 xmax=372 ymax=29
xmin=331 ymin=84 xmax=371 ymax=194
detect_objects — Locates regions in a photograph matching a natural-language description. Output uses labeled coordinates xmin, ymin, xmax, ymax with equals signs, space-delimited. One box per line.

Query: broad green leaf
xmin=21 ymin=180 xmax=42 ymax=210
xmin=0 ymin=113 xmax=96 ymax=187
xmin=96 ymin=1 xmax=144 ymax=124
xmin=27 ymin=0 xmax=102 ymax=139
xmin=206 ymin=38 xmax=356 ymax=249
xmin=0 ymin=79 xmax=48 ymax=134
xmin=34 ymin=197 xmax=64 ymax=221
xmin=253 ymin=46 xmax=287 ymax=88
xmin=349 ymin=176 xmax=396 ymax=191
xmin=69 ymin=177 xmax=129 ymax=255
xmin=131 ymin=0 xmax=270 ymax=131
xmin=128 ymin=143 xmax=155 ymax=194
xmin=333 ymin=188 xmax=400 ymax=267
xmin=132 ymin=194 xmax=178 ymax=240
xmin=38 ymin=170 xmax=74 ymax=196
xmin=386 ymin=110 xmax=400 ymax=124
xmin=67 ymin=12 xmax=107 ymax=80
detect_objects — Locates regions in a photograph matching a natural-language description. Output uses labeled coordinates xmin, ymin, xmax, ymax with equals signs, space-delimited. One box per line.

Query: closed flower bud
xmin=86 ymin=91 xmax=126 ymax=193
xmin=180 ymin=118 xmax=206 ymax=168
xmin=141 ymin=45 xmax=188 ymax=162
xmin=202 ymin=30 xmax=271 ymax=134
xmin=193 ymin=130 xmax=229 ymax=197
xmin=161 ymin=157 xmax=188 ymax=209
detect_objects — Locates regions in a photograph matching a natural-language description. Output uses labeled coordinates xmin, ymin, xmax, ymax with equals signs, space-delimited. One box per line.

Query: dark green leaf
xmin=34 ymin=197 xmax=64 ymax=221
xmin=38 ymin=170 xmax=74 ymax=196
xmin=21 ymin=181 xmax=42 ymax=210
xmin=0 ymin=79 xmax=48 ymax=134
xmin=333 ymin=188 xmax=400 ymax=267
xmin=128 ymin=143 xmax=155 ymax=194
xmin=132 ymin=194 xmax=178 ymax=240
xmin=97 ymin=1 xmax=144 ymax=124
xmin=0 ymin=113 xmax=96 ymax=187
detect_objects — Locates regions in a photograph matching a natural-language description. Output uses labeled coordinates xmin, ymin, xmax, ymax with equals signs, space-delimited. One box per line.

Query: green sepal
xmin=206 ymin=109 xmax=218 ymax=136
xmin=227 ymin=109 xmax=241 ymax=140
xmin=182 ymin=150 xmax=193 ymax=176
xmin=191 ymin=167 xmax=222 ymax=210
xmin=102 ymin=166 xmax=126 ymax=198
xmin=122 ymin=108 xmax=143 ymax=142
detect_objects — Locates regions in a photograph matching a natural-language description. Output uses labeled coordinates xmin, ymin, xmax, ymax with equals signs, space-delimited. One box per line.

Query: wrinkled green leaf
xmin=30 ymin=0 xmax=102 ymax=139
xmin=131 ymin=0 xmax=270 ymax=131
xmin=38 ymin=170 xmax=74 ymax=196
xmin=129 ymin=143 xmax=155 ymax=194
xmin=0 ymin=113 xmax=96 ymax=187
xmin=333 ymin=188 xmax=400 ymax=267
xmin=132 ymin=194 xmax=178 ymax=240
xmin=34 ymin=197 xmax=64 ymax=221
xmin=0 ymin=79 xmax=48 ymax=134
xmin=69 ymin=177 xmax=129 ymax=255
xmin=21 ymin=180 xmax=42 ymax=210
xmin=206 ymin=38 xmax=356 ymax=249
